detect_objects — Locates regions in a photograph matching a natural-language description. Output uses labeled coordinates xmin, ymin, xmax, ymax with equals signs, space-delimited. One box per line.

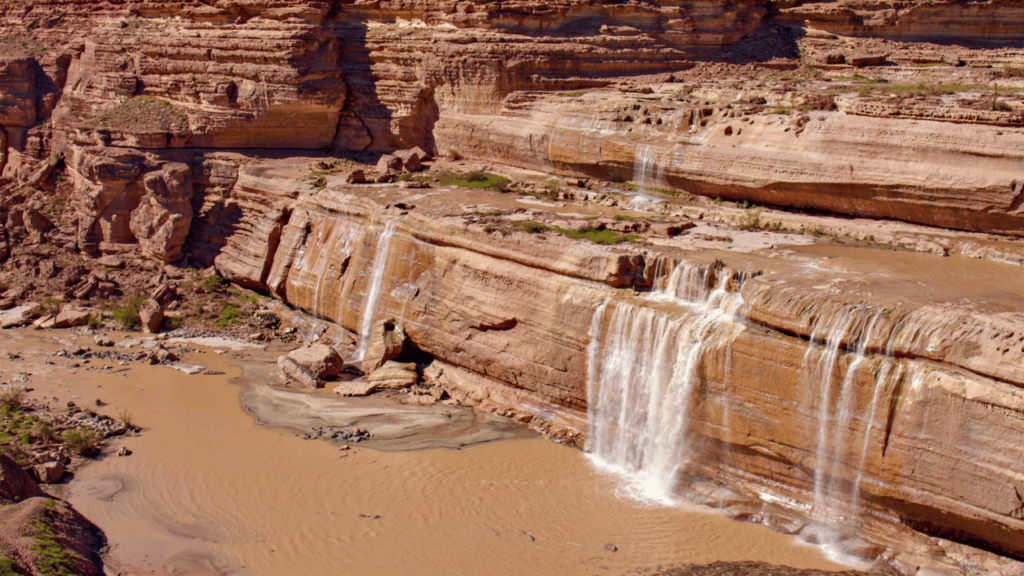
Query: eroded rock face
xmin=129 ymin=163 xmax=193 ymax=263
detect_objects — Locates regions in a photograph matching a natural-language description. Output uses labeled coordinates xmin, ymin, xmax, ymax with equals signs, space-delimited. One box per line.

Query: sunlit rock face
xmin=2 ymin=0 xmax=1024 ymax=564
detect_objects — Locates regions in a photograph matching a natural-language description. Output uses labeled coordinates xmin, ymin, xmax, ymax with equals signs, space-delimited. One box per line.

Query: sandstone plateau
xmin=0 ymin=0 xmax=1023 ymax=574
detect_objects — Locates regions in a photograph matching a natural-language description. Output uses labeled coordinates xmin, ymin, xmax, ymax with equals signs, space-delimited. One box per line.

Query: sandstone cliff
xmin=1 ymin=0 xmax=1024 ymax=569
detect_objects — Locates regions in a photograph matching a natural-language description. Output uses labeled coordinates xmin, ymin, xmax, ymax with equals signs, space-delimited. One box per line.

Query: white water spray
xmin=352 ymin=221 xmax=396 ymax=362
xmin=587 ymin=263 xmax=747 ymax=502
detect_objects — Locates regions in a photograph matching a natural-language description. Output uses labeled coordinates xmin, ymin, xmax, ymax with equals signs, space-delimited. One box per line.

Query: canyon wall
xmin=177 ymin=159 xmax=1024 ymax=560
xmin=3 ymin=0 xmax=1024 ymax=243
xmin=1 ymin=0 xmax=1024 ymax=565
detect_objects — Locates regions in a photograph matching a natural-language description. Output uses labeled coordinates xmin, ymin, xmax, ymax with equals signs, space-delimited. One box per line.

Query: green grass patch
xmin=215 ymin=304 xmax=244 ymax=328
xmin=438 ymin=171 xmax=511 ymax=193
xmin=513 ymin=221 xmax=554 ymax=234
xmin=559 ymin=91 xmax=585 ymax=97
xmin=513 ymin=221 xmax=644 ymax=245
xmin=27 ymin=499 xmax=77 ymax=576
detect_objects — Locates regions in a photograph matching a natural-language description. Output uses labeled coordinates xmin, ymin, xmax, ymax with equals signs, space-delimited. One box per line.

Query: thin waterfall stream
xmin=353 ymin=220 xmax=396 ymax=361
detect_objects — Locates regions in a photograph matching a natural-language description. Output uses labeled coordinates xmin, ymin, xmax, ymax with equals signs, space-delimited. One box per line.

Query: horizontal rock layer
xmin=185 ymin=161 xmax=1024 ymax=559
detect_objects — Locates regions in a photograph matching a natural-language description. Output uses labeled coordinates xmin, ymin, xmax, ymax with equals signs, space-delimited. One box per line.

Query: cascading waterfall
xmin=352 ymin=221 xmax=396 ymax=362
xmin=587 ymin=263 xmax=747 ymax=502
xmin=633 ymin=143 xmax=665 ymax=190
xmin=802 ymin=303 xmax=915 ymax=532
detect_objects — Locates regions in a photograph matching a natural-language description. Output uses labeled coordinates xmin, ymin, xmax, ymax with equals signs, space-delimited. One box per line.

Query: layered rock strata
xmin=176 ymin=162 xmax=1024 ymax=562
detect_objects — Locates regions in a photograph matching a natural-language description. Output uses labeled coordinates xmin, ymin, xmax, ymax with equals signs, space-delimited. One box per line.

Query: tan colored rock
xmin=848 ymin=52 xmax=888 ymax=66
xmin=333 ymin=379 xmax=378 ymax=397
xmin=129 ymin=163 xmax=194 ymax=263
xmin=0 ymin=303 xmax=40 ymax=329
xmin=277 ymin=344 xmax=343 ymax=389
xmin=34 ymin=460 xmax=65 ymax=484
xmin=376 ymin=155 xmax=403 ymax=176
xmin=346 ymin=170 xmax=366 ymax=184
xmin=53 ymin=308 xmax=90 ymax=328
xmin=367 ymin=361 xmax=419 ymax=389
xmin=394 ymin=150 xmax=422 ymax=172
xmin=138 ymin=298 xmax=164 ymax=334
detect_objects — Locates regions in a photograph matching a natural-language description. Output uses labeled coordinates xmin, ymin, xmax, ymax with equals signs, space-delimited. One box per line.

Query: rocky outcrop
xmin=129 ymin=163 xmax=193 ymax=263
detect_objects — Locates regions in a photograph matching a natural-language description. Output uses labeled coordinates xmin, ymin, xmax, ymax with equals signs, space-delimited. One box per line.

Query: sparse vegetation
xmin=0 ymin=387 xmax=25 ymax=412
xmin=215 ymin=304 xmax=244 ymax=328
xmin=62 ymin=428 xmax=100 ymax=457
xmin=739 ymin=207 xmax=764 ymax=230
xmin=118 ymin=409 xmax=134 ymax=428
xmin=109 ymin=296 xmax=146 ymax=328
xmin=27 ymin=499 xmax=78 ymax=576
xmin=88 ymin=96 xmax=188 ymax=133
xmin=448 ymin=149 xmax=463 ymax=161
xmin=512 ymin=221 xmax=644 ymax=244
xmin=513 ymin=221 xmax=554 ymax=234
xmin=202 ymin=274 xmax=226 ymax=294
xmin=437 ymin=171 xmax=511 ymax=193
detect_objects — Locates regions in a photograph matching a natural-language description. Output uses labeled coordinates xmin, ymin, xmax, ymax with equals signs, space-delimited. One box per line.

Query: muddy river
xmin=2 ymin=330 xmax=846 ymax=576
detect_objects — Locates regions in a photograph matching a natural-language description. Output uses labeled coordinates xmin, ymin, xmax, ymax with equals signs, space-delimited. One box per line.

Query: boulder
xmin=848 ymin=53 xmax=888 ymax=67
xmin=367 ymin=361 xmax=419 ymax=389
xmin=394 ymin=149 xmax=422 ymax=172
xmin=408 ymin=146 xmax=431 ymax=162
xmin=34 ymin=460 xmax=65 ymax=484
xmin=53 ymin=308 xmax=91 ymax=328
xmin=823 ymin=51 xmax=845 ymax=65
xmin=31 ymin=314 xmax=55 ymax=330
xmin=376 ymin=154 xmax=403 ymax=176
xmin=138 ymin=298 xmax=163 ymax=333
xmin=129 ymin=163 xmax=194 ymax=263
xmin=277 ymin=344 xmax=343 ymax=389
xmin=93 ymin=334 xmax=113 ymax=347
xmin=346 ymin=170 xmax=367 ymax=184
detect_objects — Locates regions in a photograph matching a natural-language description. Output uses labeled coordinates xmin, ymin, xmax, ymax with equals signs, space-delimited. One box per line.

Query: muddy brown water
xmin=0 ymin=330 xmax=846 ymax=576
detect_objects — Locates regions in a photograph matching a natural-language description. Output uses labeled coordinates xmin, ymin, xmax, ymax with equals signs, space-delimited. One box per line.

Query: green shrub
xmin=739 ymin=207 xmax=763 ymax=231
xmin=0 ymin=387 xmax=24 ymax=412
xmin=202 ymin=274 xmax=225 ymax=293
xmin=215 ymin=304 xmax=243 ymax=328
xmin=63 ymin=428 xmax=100 ymax=456
xmin=513 ymin=221 xmax=553 ymax=234
xmin=437 ymin=171 xmax=511 ymax=193
xmin=110 ymin=296 xmax=146 ymax=328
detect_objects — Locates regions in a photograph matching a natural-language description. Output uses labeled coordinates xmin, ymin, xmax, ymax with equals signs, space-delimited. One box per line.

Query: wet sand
xmin=0 ymin=330 xmax=847 ymax=576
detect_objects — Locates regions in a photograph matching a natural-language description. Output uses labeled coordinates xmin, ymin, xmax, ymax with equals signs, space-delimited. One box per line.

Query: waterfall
xmin=352 ymin=221 xmax=396 ymax=362
xmin=633 ymin=143 xmax=664 ymax=190
xmin=802 ymin=303 xmax=915 ymax=532
xmin=587 ymin=263 xmax=747 ymax=502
